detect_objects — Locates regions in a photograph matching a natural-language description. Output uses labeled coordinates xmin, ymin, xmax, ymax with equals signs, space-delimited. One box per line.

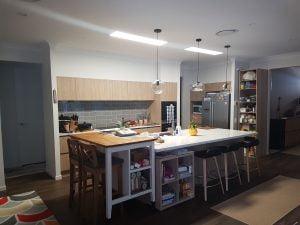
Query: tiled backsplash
xmin=58 ymin=101 xmax=151 ymax=129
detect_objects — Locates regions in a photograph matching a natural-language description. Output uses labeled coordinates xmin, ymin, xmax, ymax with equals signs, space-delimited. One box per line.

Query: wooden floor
xmin=3 ymin=152 xmax=300 ymax=225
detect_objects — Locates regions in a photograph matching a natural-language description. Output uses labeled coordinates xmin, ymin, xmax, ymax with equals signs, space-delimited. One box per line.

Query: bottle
xmin=175 ymin=125 xmax=182 ymax=136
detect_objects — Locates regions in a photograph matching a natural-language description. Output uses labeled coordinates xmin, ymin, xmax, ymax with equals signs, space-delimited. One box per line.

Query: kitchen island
xmin=72 ymin=128 xmax=255 ymax=219
xmin=154 ymin=128 xmax=256 ymax=152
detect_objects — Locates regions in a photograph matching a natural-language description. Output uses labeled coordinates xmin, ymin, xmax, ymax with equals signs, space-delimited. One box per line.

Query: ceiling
xmin=0 ymin=0 xmax=300 ymax=63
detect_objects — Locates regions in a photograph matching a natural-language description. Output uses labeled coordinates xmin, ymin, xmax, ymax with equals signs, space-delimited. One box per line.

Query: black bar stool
xmin=222 ymin=142 xmax=243 ymax=191
xmin=195 ymin=146 xmax=225 ymax=201
xmin=240 ymin=137 xmax=261 ymax=183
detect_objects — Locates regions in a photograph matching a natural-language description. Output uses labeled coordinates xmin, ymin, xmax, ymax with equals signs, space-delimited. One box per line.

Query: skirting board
xmin=0 ymin=185 xmax=6 ymax=191
xmin=55 ymin=175 xmax=62 ymax=181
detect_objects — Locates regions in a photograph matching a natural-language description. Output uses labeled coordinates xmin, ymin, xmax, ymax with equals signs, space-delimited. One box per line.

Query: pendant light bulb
xmin=191 ymin=38 xmax=204 ymax=92
xmin=152 ymin=28 xmax=164 ymax=95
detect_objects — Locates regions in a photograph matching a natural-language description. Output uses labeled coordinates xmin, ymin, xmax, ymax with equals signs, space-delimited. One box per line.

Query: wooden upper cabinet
xmin=127 ymin=81 xmax=154 ymax=101
xmin=112 ymin=80 xmax=128 ymax=100
xmin=56 ymin=77 xmax=77 ymax=100
xmin=57 ymin=77 xmax=156 ymax=101
xmin=161 ymin=82 xmax=177 ymax=101
xmin=94 ymin=79 xmax=113 ymax=100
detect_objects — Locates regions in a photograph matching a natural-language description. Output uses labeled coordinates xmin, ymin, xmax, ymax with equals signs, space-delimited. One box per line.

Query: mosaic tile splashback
xmin=58 ymin=101 xmax=151 ymax=129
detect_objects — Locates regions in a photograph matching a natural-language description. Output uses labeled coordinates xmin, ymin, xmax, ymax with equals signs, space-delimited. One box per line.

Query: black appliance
xmin=161 ymin=101 xmax=177 ymax=132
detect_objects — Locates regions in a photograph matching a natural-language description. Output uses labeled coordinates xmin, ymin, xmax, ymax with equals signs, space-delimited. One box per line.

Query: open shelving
xmin=238 ymin=69 xmax=268 ymax=156
xmin=155 ymin=151 xmax=194 ymax=211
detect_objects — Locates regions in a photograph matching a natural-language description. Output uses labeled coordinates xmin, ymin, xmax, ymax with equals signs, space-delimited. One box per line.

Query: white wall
xmin=180 ymin=60 xmax=234 ymax=128
xmin=51 ymin=47 xmax=181 ymax=82
xmin=0 ymin=42 xmax=43 ymax=64
xmin=250 ymin=51 xmax=300 ymax=69
xmin=42 ymin=44 xmax=61 ymax=180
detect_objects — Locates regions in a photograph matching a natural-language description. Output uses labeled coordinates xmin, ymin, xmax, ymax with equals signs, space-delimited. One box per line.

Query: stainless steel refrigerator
xmin=202 ymin=92 xmax=230 ymax=128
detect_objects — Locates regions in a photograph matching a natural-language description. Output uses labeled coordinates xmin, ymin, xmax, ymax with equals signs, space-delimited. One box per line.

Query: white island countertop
xmin=155 ymin=128 xmax=256 ymax=152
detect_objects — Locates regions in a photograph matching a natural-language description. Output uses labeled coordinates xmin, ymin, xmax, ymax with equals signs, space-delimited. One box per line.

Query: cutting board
xmin=72 ymin=132 xmax=155 ymax=148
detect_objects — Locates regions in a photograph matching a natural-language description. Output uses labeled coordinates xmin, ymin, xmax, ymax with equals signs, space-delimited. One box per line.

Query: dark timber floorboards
xmin=2 ymin=152 xmax=300 ymax=225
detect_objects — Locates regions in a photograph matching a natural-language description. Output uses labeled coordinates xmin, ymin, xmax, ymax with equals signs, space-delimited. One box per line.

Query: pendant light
xmin=220 ymin=45 xmax=231 ymax=99
xmin=191 ymin=38 xmax=204 ymax=92
xmin=152 ymin=29 xmax=164 ymax=95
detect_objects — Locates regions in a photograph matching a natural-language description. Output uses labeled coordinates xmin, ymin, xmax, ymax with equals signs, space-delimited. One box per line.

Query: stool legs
xmin=203 ymin=159 xmax=207 ymax=201
xmin=69 ymin=164 xmax=75 ymax=208
xmin=224 ymin=153 xmax=229 ymax=191
xmin=232 ymin=151 xmax=242 ymax=185
xmin=246 ymin=148 xmax=250 ymax=183
xmin=213 ymin=156 xmax=224 ymax=194
xmin=254 ymin=148 xmax=261 ymax=176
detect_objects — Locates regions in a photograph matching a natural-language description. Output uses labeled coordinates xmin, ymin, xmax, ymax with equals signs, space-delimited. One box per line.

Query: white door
xmin=14 ymin=63 xmax=45 ymax=166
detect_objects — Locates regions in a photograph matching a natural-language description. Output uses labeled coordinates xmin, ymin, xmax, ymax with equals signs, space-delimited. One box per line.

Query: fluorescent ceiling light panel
xmin=184 ymin=47 xmax=223 ymax=55
xmin=110 ymin=31 xmax=167 ymax=46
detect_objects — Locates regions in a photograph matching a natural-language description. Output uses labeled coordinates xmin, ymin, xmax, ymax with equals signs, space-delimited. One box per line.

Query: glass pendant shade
xmin=152 ymin=28 xmax=163 ymax=95
xmin=191 ymin=38 xmax=204 ymax=92
xmin=220 ymin=45 xmax=231 ymax=100
xmin=191 ymin=81 xmax=204 ymax=92
xmin=152 ymin=79 xmax=164 ymax=94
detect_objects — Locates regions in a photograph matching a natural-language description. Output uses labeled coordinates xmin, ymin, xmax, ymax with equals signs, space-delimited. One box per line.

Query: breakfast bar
xmin=73 ymin=128 xmax=255 ymax=219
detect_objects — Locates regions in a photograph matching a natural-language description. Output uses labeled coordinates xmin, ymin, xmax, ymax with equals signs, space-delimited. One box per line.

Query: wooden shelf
xmin=130 ymin=166 xmax=151 ymax=173
xmin=155 ymin=151 xmax=194 ymax=211
xmin=240 ymin=88 xmax=256 ymax=90
xmin=162 ymin=178 xmax=178 ymax=185
xmin=240 ymin=101 xmax=256 ymax=103
xmin=240 ymin=112 xmax=256 ymax=114
xmin=240 ymin=80 xmax=257 ymax=82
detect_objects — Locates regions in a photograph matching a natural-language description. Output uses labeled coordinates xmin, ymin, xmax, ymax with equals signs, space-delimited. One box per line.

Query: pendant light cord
xmin=225 ymin=45 xmax=230 ymax=86
xmin=225 ymin=47 xmax=228 ymax=84
xmin=197 ymin=41 xmax=199 ymax=83
xmin=156 ymin=32 xmax=159 ymax=80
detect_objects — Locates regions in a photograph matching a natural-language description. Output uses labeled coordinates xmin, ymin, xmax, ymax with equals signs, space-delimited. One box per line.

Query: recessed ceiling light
xmin=216 ymin=29 xmax=239 ymax=37
xmin=184 ymin=47 xmax=223 ymax=56
xmin=110 ymin=31 xmax=167 ymax=46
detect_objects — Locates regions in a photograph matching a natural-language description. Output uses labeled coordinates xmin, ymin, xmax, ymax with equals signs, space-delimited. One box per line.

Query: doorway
xmin=269 ymin=67 xmax=300 ymax=154
xmin=0 ymin=61 xmax=45 ymax=177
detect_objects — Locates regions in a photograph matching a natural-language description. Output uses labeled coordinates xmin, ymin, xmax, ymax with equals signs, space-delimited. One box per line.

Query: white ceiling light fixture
xmin=216 ymin=29 xmax=239 ymax=37
xmin=110 ymin=31 xmax=167 ymax=46
xmin=191 ymin=38 xmax=205 ymax=92
xmin=184 ymin=47 xmax=222 ymax=56
xmin=152 ymin=29 xmax=164 ymax=95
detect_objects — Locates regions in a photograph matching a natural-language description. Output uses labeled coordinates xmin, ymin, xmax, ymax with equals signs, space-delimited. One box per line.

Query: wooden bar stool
xmin=195 ymin=146 xmax=225 ymax=201
xmin=222 ymin=142 xmax=243 ymax=191
xmin=79 ymin=142 xmax=123 ymax=224
xmin=241 ymin=137 xmax=261 ymax=183
xmin=67 ymin=139 xmax=82 ymax=209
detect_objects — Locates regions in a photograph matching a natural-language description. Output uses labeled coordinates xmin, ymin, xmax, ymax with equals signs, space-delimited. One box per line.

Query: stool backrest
xmin=67 ymin=138 xmax=81 ymax=161
xmin=79 ymin=142 xmax=99 ymax=168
